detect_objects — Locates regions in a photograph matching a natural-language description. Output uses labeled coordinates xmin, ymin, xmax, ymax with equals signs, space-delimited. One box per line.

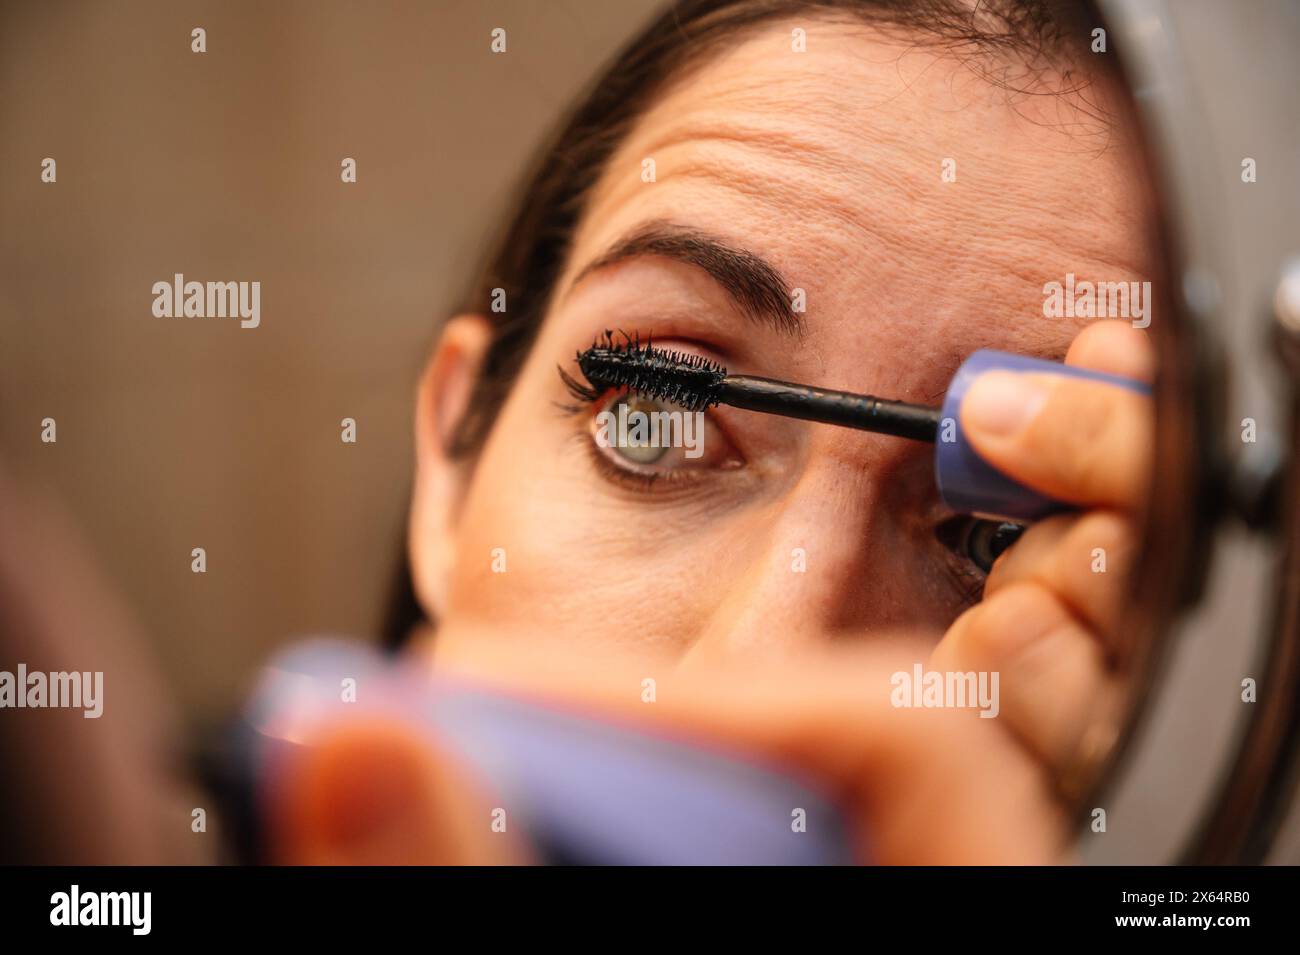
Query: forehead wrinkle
xmin=699 ymin=155 xmax=1147 ymax=293
xmin=605 ymin=126 xmax=1115 ymax=272
xmin=591 ymin=148 xmax=1145 ymax=332
xmin=637 ymin=150 xmax=914 ymax=263
xmin=581 ymin=111 xmax=873 ymax=237
xmin=590 ymin=81 xmax=1149 ymax=292
xmin=632 ymin=117 xmax=862 ymax=183
xmin=565 ymin=48 xmax=1151 ymax=380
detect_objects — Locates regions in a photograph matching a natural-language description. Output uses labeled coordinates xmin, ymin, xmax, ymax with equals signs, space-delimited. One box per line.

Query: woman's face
xmin=412 ymin=20 xmax=1153 ymax=667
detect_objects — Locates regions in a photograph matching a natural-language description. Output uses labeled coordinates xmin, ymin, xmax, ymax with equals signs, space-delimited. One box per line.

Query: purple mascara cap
xmin=935 ymin=349 xmax=1150 ymax=522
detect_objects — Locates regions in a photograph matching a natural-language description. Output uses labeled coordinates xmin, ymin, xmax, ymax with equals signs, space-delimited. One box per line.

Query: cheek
xmin=442 ymin=422 xmax=577 ymax=627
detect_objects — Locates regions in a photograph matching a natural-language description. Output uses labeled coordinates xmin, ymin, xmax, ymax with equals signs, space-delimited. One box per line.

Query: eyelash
xmin=557 ymin=364 xmax=603 ymax=409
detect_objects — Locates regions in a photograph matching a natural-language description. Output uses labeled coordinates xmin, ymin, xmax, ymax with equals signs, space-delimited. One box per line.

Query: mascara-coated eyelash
xmin=558 ymin=328 xmax=725 ymax=411
xmin=558 ymin=329 xmax=636 ymax=406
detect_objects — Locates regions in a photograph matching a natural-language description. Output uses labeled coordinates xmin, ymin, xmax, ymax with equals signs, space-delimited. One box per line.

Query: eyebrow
xmin=569 ymin=221 xmax=802 ymax=336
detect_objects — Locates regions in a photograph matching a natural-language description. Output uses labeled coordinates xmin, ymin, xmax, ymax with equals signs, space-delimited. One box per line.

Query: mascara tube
xmin=935 ymin=349 xmax=1151 ymax=522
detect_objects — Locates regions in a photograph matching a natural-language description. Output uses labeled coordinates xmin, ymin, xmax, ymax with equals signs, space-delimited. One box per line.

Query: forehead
xmin=563 ymin=18 xmax=1154 ymax=386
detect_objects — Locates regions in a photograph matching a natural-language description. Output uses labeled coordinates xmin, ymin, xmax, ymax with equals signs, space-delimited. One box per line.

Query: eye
xmin=586 ymin=390 xmax=739 ymax=481
xmin=938 ymin=517 xmax=1025 ymax=573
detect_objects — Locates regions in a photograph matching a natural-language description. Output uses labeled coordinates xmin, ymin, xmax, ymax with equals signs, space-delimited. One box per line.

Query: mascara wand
xmin=575 ymin=333 xmax=941 ymax=442
xmin=570 ymin=331 xmax=1149 ymax=522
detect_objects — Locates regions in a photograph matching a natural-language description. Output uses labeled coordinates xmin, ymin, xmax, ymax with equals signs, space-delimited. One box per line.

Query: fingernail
xmin=962 ymin=372 xmax=1050 ymax=436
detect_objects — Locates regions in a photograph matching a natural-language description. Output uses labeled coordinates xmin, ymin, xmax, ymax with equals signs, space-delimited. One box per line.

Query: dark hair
xmin=382 ymin=0 xmax=1111 ymax=648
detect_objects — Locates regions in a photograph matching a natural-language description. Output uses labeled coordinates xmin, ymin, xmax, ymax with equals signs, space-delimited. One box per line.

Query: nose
xmin=680 ymin=440 xmax=936 ymax=665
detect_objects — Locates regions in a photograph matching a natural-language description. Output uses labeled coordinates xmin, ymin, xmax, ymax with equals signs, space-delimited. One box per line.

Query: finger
xmin=960 ymin=370 xmax=1153 ymax=509
xmin=430 ymin=639 xmax=1064 ymax=863
xmin=932 ymin=582 xmax=1120 ymax=777
xmin=268 ymin=718 xmax=529 ymax=865
xmin=1064 ymin=319 xmax=1155 ymax=382
xmin=984 ymin=510 xmax=1139 ymax=650
xmin=661 ymin=649 xmax=1064 ymax=864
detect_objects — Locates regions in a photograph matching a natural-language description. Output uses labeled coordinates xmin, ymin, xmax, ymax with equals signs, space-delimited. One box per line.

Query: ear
xmin=408 ymin=313 xmax=494 ymax=623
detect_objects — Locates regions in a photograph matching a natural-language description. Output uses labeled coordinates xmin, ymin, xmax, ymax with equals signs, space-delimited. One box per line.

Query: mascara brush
xmin=576 ymin=333 xmax=941 ymax=443
xmin=570 ymin=331 xmax=1149 ymax=522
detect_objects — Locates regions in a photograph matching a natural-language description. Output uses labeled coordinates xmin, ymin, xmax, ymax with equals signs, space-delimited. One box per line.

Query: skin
xmin=279 ymin=19 xmax=1157 ymax=863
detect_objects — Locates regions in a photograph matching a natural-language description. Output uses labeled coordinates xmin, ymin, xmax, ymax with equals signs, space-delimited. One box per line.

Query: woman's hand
xmin=932 ymin=319 xmax=1154 ymax=801
xmin=269 ymin=642 xmax=1065 ymax=865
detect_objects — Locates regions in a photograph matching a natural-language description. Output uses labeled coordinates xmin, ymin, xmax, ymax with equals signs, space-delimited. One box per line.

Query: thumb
xmin=959 ymin=370 xmax=1152 ymax=509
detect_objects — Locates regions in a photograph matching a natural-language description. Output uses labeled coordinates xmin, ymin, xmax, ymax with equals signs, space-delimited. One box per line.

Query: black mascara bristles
xmin=574 ymin=330 xmax=726 ymax=412
xmin=569 ymin=331 xmax=942 ymax=443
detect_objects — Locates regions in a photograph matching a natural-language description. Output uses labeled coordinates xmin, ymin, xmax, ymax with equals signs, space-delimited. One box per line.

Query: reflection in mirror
xmin=6 ymin=0 xmax=1297 ymax=877
xmin=382 ymin=0 xmax=1165 ymax=863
